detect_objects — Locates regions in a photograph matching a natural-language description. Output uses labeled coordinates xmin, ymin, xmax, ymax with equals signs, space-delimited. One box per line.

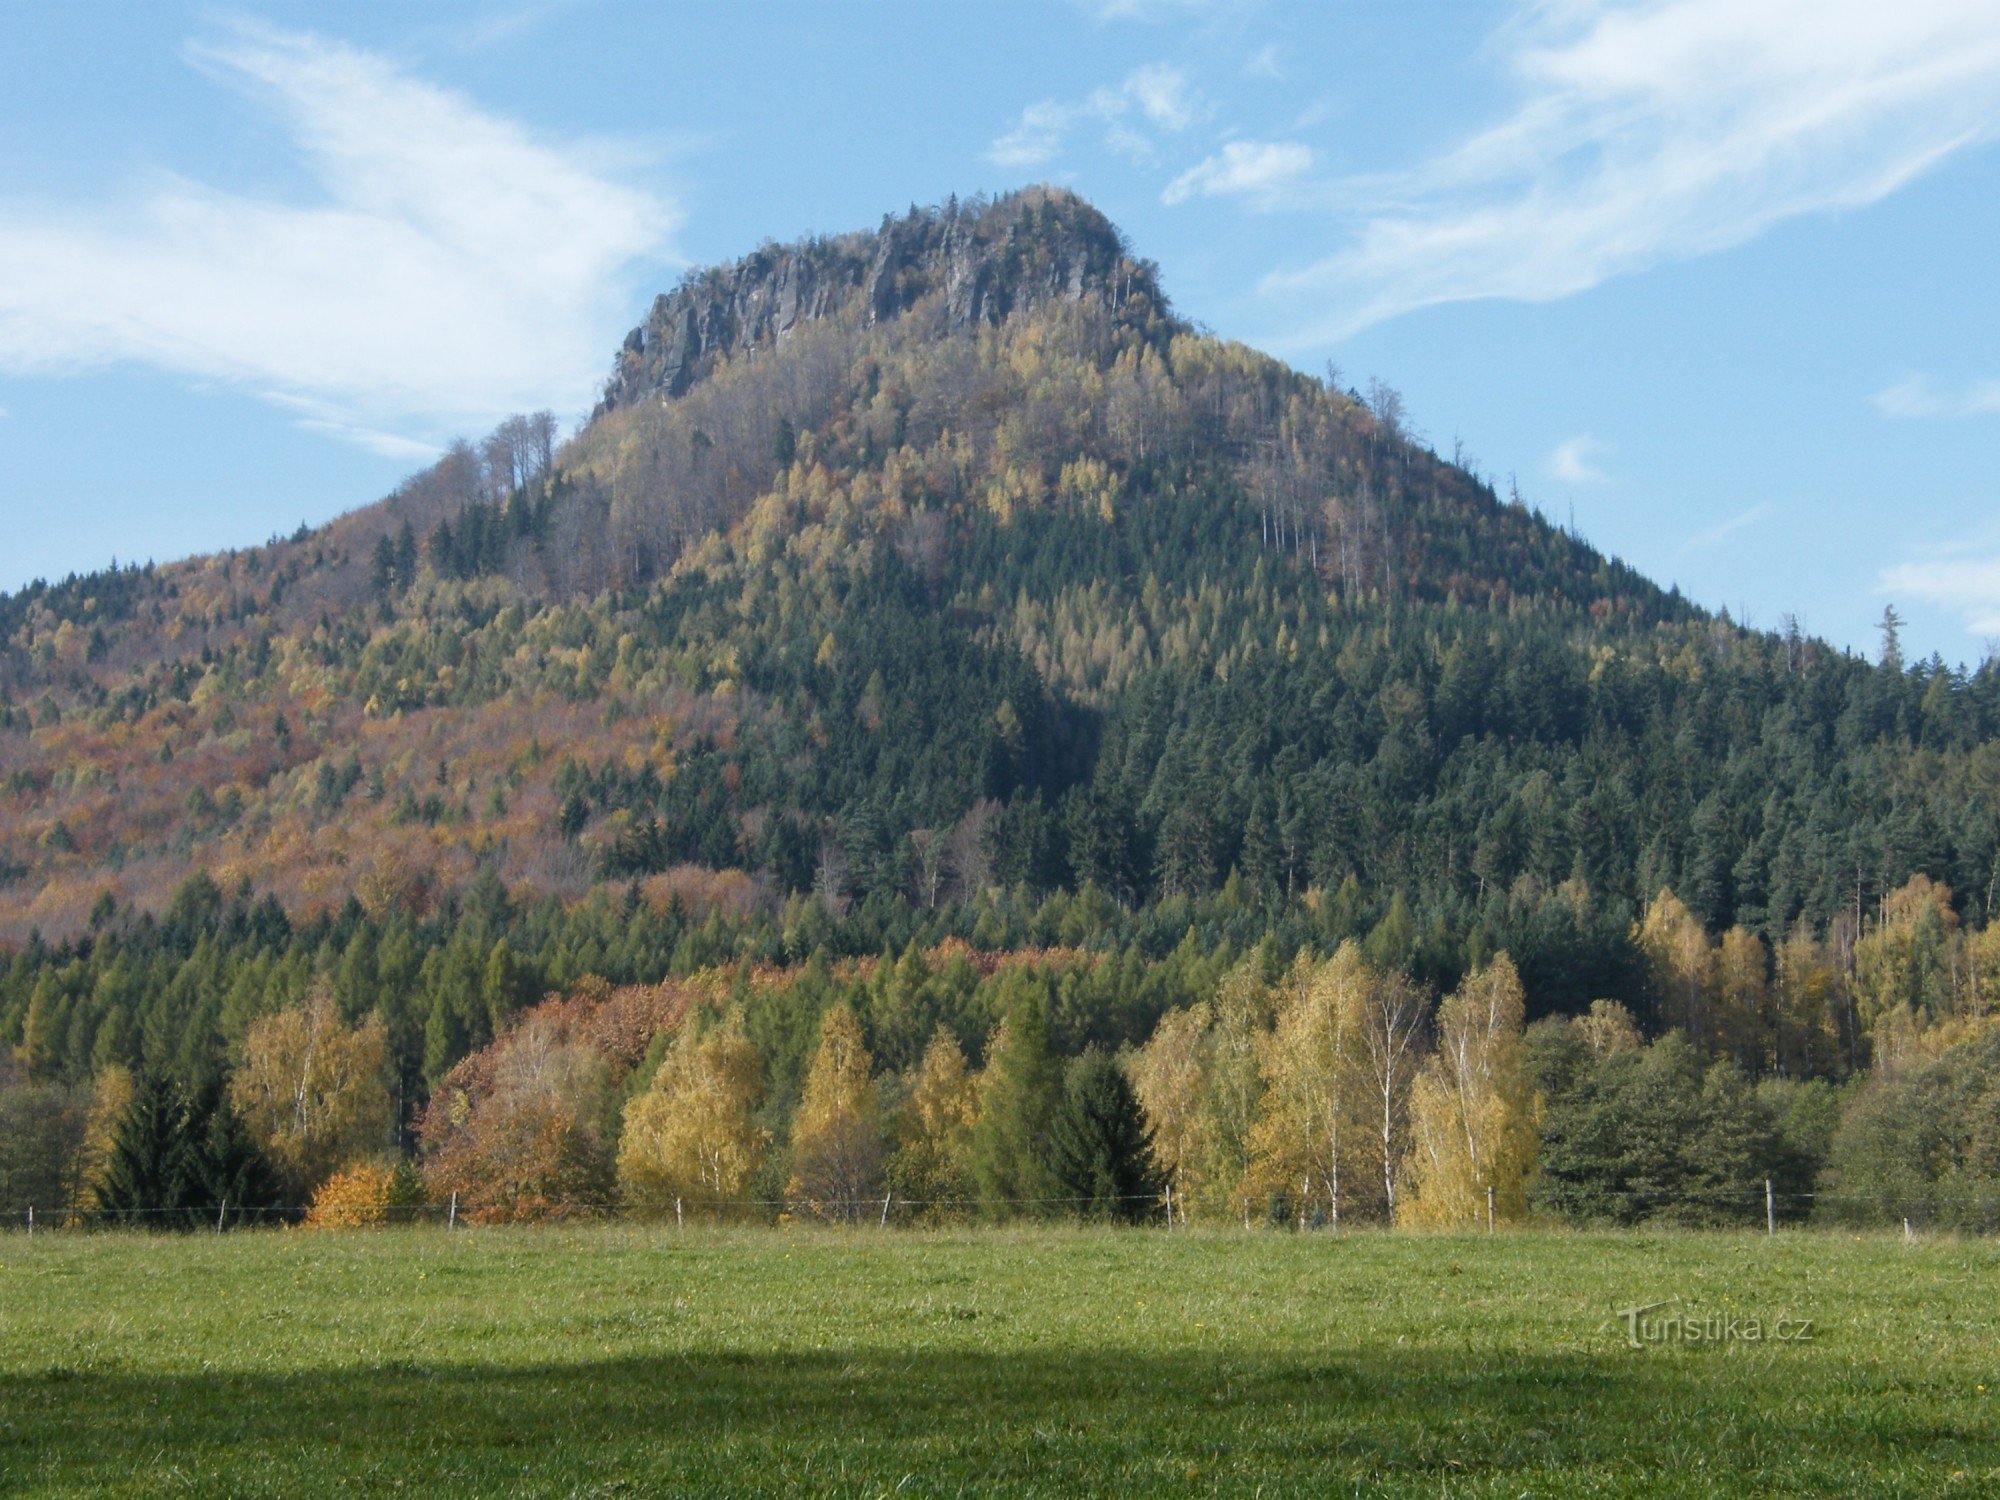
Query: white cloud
xmin=1681 ymin=501 xmax=1770 ymax=554
xmin=987 ymin=64 xmax=1202 ymax=169
xmin=1871 ymin=372 xmax=2000 ymax=418
xmin=1880 ymin=552 xmax=2000 ymax=634
xmin=1122 ymin=62 xmax=1199 ymax=132
xmin=1547 ymin=433 xmax=1612 ymax=483
xmin=0 ymin=24 xmax=676 ymax=452
xmin=1267 ymin=0 xmax=2000 ymax=337
xmin=1164 ymin=140 xmax=1313 ymax=206
xmin=1086 ymin=0 xmax=1226 ymax=21
xmin=1243 ymin=44 xmax=1287 ymax=81
xmin=987 ymin=101 xmax=1079 ymax=170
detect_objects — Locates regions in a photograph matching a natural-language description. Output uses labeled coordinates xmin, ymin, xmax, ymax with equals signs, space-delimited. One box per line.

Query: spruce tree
xmin=968 ymin=981 xmax=1060 ymax=1217
xmin=1048 ymin=1049 xmax=1161 ymax=1223
xmin=96 ymin=1072 xmax=200 ymax=1228
xmin=191 ymin=1086 xmax=283 ymax=1225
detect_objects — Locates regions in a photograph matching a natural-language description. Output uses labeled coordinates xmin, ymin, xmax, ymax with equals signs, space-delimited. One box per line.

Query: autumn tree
xmin=617 ymin=1008 xmax=766 ymax=1218
xmin=1852 ymin=875 xmax=1960 ymax=1034
xmin=1129 ymin=1000 xmax=1211 ymax=1221
xmin=1354 ymin=960 xmax=1429 ymax=1220
xmin=421 ymin=1013 xmax=616 ymax=1221
xmin=1773 ymin=922 xmax=1845 ymax=1078
xmin=1714 ymin=926 xmax=1771 ymax=1076
xmin=1635 ymin=888 xmax=1715 ymax=1050
xmin=1245 ymin=947 xmax=1378 ymax=1225
xmin=1574 ymin=1000 xmax=1643 ymax=1057
xmin=307 ymin=1159 xmax=427 ymax=1228
xmin=230 ymin=986 xmax=393 ymax=1201
xmin=786 ymin=1003 xmax=886 ymax=1220
xmin=0 ymin=1054 xmax=91 ymax=1216
xmin=1399 ymin=955 xmax=1535 ymax=1227
xmin=885 ymin=1026 xmax=982 ymax=1216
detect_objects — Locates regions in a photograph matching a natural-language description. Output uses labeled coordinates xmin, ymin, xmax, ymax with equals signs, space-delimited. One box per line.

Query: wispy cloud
xmin=987 ymin=64 xmax=1202 ymax=169
xmin=1266 ymin=0 xmax=2000 ymax=338
xmin=1681 ymin=501 xmax=1770 ymax=554
xmin=1871 ymin=372 xmax=2000 ymax=418
xmin=1085 ymin=0 xmax=1229 ymax=22
xmin=1547 ymin=433 xmax=1612 ymax=484
xmin=1880 ymin=551 xmax=2000 ymax=634
xmin=1164 ymin=140 xmax=1313 ymax=206
xmin=1243 ymin=43 xmax=1287 ymax=81
xmin=0 ymin=23 xmax=676 ymax=453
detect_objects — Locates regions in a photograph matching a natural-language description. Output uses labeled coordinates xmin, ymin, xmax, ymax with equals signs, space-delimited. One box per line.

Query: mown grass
xmin=1 ymin=1224 xmax=1995 ymax=1496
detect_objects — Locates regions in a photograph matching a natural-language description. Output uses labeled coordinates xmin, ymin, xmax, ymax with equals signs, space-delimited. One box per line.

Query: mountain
xmin=2 ymin=185 xmax=1997 ymax=1096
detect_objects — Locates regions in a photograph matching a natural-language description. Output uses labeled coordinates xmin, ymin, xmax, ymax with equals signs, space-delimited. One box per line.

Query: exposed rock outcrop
xmin=598 ymin=186 xmax=1167 ymax=412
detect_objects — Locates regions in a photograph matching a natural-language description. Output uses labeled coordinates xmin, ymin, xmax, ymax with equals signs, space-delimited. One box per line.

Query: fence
xmin=5 ymin=1181 xmax=1993 ymax=1235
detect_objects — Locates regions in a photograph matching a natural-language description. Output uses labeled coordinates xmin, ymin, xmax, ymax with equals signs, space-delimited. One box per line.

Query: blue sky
xmin=4 ymin=1 xmax=1999 ymax=665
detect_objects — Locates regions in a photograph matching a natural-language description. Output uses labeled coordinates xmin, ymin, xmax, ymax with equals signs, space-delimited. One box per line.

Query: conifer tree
xmin=193 ymin=1086 xmax=283 ymax=1225
xmin=97 ymin=1071 xmax=199 ymax=1226
xmin=1047 ymin=1049 xmax=1160 ymax=1222
xmin=968 ymin=982 xmax=1060 ymax=1217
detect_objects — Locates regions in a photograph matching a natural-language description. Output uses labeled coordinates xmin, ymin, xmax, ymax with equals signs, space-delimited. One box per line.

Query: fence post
xmin=26 ymin=1206 xmax=32 ymax=1238
xmin=448 ymin=1191 xmax=457 ymax=1230
xmin=217 ymin=1200 xmax=227 ymax=1235
xmin=880 ymin=1192 xmax=892 ymax=1229
xmin=1765 ymin=1179 xmax=1775 ymax=1236
xmin=675 ymin=1197 xmax=683 ymax=1230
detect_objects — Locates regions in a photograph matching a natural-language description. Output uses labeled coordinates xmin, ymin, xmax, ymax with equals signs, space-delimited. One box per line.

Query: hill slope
xmin=1 ymin=186 xmax=1997 ymax=1088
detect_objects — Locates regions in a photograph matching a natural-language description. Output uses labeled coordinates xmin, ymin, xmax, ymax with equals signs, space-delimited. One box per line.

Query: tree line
xmin=8 ymin=872 xmax=2000 ymax=1233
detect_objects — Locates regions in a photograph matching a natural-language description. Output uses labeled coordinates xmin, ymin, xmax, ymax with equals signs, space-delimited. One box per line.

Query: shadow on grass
xmin=2 ymin=1342 xmax=1989 ymax=1497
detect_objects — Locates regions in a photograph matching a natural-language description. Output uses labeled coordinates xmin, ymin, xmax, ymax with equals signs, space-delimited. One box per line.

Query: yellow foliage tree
xmin=1852 ymin=875 xmax=1960 ymax=1033
xmin=1714 ymin=926 xmax=1771 ymax=1075
xmin=1574 ymin=1000 xmax=1643 ymax=1056
xmin=1129 ymin=999 xmax=1211 ymax=1222
xmin=307 ymin=1159 xmax=427 ymax=1229
xmin=617 ymin=1008 xmax=765 ymax=1218
xmin=78 ymin=1064 xmax=136 ymax=1205
xmin=230 ymin=985 xmax=393 ymax=1201
xmin=1774 ymin=922 xmax=1846 ymax=1077
xmin=886 ymin=1026 xmax=979 ymax=1220
xmin=787 ymin=1003 xmax=886 ymax=1221
xmin=1399 ymin=956 xmax=1535 ymax=1228
xmin=1635 ymin=888 xmax=1715 ymax=1051
xmin=1965 ymin=921 xmax=2000 ymax=1020
xmin=1244 ymin=946 xmax=1381 ymax=1226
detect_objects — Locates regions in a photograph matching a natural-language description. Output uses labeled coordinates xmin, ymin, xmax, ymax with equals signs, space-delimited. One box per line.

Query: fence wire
xmin=4 ymin=1184 xmax=1996 ymax=1233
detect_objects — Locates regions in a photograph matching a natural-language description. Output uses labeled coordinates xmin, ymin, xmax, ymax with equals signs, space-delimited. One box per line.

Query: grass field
xmin=1 ymin=1225 xmax=1996 ymax=1496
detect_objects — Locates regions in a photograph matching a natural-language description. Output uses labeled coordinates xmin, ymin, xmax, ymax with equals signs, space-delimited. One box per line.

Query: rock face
xmin=598 ymin=187 xmax=1167 ymax=412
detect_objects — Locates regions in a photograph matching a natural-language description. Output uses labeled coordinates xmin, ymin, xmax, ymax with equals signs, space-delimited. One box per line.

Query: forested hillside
xmin=5 ymin=187 xmax=2000 ymax=1228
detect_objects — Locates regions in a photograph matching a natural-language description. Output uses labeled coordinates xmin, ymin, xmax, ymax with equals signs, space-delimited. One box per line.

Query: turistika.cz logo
xmin=1614 ymin=1299 xmax=1815 ymax=1349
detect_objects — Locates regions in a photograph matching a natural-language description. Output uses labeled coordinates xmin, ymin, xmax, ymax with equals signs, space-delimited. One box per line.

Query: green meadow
xmin=1 ymin=1225 xmax=1995 ymax=1496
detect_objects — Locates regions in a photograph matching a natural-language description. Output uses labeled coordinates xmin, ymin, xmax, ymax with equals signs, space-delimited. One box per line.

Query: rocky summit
xmin=597 ymin=187 xmax=1166 ymax=410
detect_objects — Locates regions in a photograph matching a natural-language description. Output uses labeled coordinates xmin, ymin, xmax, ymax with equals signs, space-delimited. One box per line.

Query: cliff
xmin=597 ymin=186 xmax=1168 ymax=411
